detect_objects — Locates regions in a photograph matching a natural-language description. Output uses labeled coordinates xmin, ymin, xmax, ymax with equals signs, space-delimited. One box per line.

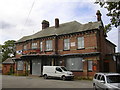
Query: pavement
xmin=2 ymin=75 xmax=93 ymax=88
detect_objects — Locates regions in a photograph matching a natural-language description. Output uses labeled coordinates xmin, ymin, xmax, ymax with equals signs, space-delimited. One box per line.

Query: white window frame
xmin=78 ymin=37 xmax=84 ymax=49
xmin=40 ymin=42 xmax=43 ymax=51
xmin=31 ymin=43 xmax=37 ymax=49
xmin=23 ymin=45 xmax=27 ymax=50
xmin=88 ymin=61 xmax=93 ymax=71
xmin=64 ymin=39 xmax=70 ymax=50
xmin=46 ymin=40 xmax=52 ymax=51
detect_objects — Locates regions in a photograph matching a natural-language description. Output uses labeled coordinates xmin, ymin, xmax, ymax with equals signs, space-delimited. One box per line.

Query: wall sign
xmin=71 ymin=42 xmax=75 ymax=47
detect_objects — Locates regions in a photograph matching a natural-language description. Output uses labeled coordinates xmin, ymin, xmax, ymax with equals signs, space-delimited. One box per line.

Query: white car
xmin=93 ymin=73 xmax=120 ymax=90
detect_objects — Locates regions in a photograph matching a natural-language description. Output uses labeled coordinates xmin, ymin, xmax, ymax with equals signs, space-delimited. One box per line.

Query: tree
xmin=0 ymin=44 xmax=3 ymax=62
xmin=95 ymin=1 xmax=120 ymax=32
xmin=2 ymin=40 xmax=16 ymax=62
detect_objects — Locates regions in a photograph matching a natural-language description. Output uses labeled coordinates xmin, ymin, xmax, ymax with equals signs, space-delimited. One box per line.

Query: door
xmin=104 ymin=62 xmax=109 ymax=72
xmin=55 ymin=67 xmax=63 ymax=77
xmin=32 ymin=59 xmax=41 ymax=76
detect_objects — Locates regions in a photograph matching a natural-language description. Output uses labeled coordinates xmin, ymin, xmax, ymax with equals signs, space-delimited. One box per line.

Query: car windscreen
xmin=106 ymin=75 xmax=120 ymax=83
xmin=61 ymin=67 xmax=68 ymax=71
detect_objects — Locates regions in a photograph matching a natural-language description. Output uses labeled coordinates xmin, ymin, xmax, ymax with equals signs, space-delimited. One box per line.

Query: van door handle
xmin=55 ymin=71 xmax=56 ymax=73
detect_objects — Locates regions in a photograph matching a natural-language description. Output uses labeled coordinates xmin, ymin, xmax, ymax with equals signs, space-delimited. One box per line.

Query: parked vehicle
xmin=42 ymin=66 xmax=74 ymax=80
xmin=93 ymin=73 xmax=120 ymax=90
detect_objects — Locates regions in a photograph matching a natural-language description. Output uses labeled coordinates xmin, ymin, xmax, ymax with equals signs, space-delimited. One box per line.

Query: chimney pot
xmin=55 ymin=18 xmax=59 ymax=28
xmin=96 ymin=10 xmax=102 ymax=21
xmin=42 ymin=20 xmax=49 ymax=29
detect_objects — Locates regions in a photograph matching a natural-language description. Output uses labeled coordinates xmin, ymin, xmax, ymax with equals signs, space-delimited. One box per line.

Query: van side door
xmin=55 ymin=67 xmax=63 ymax=77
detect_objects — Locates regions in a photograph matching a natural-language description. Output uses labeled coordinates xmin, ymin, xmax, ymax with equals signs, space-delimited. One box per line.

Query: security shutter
xmin=66 ymin=57 xmax=83 ymax=71
xmin=32 ymin=59 xmax=41 ymax=75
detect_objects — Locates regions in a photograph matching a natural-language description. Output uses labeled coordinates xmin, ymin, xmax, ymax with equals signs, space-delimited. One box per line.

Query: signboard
xmin=23 ymin=49 xmax=40 ymax=54
xmin=71 ymin=42 xmax=75 ymax=47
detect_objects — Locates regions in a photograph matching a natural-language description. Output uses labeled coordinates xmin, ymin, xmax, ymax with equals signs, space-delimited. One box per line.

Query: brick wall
xmin=2 ymin=64 xmax=15 ymax=75
xmin=15 ymin=30 xmax=99 ymax=56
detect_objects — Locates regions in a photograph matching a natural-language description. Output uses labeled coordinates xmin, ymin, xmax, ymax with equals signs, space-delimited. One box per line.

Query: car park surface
xmin=2 ymin=75 xmax=92 ymax=88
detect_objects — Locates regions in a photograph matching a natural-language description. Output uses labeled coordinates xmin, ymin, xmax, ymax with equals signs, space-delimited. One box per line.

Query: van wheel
xmin=44 ymin=74 xmax=48 ymax=79
xmin=62 ymin=76 xmax=66 ymax=81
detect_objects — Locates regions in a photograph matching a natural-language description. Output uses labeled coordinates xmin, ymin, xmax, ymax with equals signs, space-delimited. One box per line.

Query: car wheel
xmin=93 ymin=84 xmax=97 ymax=90
xmin=62 ymin=76 xmax=66 ymax=81
xmin=44 ymin=74 xmax=48 ymax=79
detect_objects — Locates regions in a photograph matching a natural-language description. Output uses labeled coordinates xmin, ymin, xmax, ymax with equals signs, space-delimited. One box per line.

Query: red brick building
xmin=2 ymin=58 xmax=15 ymax=75
xmin=14 ymin=10 xmax=116 ymax=78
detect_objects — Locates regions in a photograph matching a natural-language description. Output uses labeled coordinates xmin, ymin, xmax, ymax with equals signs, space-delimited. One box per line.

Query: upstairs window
xmin=31 ymin=43 xmax=37 ymax=49
xmin=40 ymin=42 xmax=43 ymax=51
xmin=78 ymin=37 xmax=84 ymax=49
xmin=23 ymin=45 xmax=27 ymax=50
xmin=46 ymin=40 xmax=52 ymax=51
xmin=64 ymin=39 xmax=70 ymax=50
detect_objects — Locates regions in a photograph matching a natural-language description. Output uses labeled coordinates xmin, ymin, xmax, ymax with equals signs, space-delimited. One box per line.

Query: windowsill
xmin=45 ymin=50 xmax=53 ymax=52
xmin=31 ymin=48 xmax=38 ymax=50
xmin=77 ymin=48 xmax=85 ymax=50
xmin=40 ymin=51 xmax=43 ymax=53
xmin=17 ymin=70 xmax=23 ymax=71
xmin=70 ymin=70 xmax=83 ymax=72
xmin=88 ymin=70 xmax=93 ymax=72
xmin=63 ymin=49 xmax=70 ymax=51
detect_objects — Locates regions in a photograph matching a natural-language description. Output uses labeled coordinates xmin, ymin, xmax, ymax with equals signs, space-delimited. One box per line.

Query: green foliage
xmin=2 ymin=40 xmax=16 ymax=62
xmin=95 ymin=1 xmax=120 ymax=32
xmin=0 ymin=44 xmax=3 ymax=62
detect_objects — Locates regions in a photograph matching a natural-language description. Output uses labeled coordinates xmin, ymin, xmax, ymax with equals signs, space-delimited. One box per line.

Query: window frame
xmin=23 ymin=45 xmax=27 ymax=50
xmin=77 ymin=37 xmax=84 ymax=49
xmin=17 ymin=61 xmax=24 ymax=71
xmin=64 ymin=38 xmax=70 ymax=50
xmin=66 ymin=57 xmax=83 ymax=71
xmin=46 ymin=40 xmax=53 ymax=51
xmin=31 ymin=42 xmax=38 ymax=49
xmin=40 ymin=41 xmax=43 ymax=51
xmin=88 ymin=60 xmax=93 ymax=71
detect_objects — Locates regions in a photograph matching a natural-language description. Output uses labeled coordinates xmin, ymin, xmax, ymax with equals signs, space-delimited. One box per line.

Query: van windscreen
xmin=61 ymin=67 xmax=68 ymax=71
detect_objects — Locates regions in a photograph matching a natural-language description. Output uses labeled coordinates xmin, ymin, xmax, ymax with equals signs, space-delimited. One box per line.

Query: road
xmin=2 ymin=75 xmax=93 ymax=88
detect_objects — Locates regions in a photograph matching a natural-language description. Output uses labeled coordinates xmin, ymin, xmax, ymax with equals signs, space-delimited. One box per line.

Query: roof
xmin=16 ymin=21 xmax=102 ymax=43
xmin=106 ymin=39 xmax=116 ymax=47
xmin=2 ymin=58 xmax=14 ymax=64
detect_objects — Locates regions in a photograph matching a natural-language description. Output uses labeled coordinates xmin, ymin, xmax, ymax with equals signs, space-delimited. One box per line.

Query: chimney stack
xmin=55 ymin=18 xmax=59 ymax=28
xmin=96 ymin=10 xmax=102 ymax=21
xmin=42 ymin=20 xmax=49 ymax=29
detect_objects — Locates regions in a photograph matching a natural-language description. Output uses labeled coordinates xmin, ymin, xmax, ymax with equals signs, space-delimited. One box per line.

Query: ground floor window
xmin=66 ymin=57 xmax=83 ymax=71
xmin=88 ymin=60 xmax=93 ymax=71
xmin=17 ymin=61 xmax=24 ymax=70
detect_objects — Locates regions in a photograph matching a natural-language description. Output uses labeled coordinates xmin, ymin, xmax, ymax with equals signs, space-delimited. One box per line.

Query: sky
xmin=0 ymin=0 xmax=119 ymax=52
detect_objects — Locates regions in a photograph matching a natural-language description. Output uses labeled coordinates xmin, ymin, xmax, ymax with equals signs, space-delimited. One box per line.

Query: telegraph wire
xmin=21 ymin=0 xmax=36 ymax=36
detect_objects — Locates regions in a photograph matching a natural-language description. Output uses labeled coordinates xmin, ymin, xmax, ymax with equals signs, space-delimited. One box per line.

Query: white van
xmin=43 ymin=66 xmax=74 ymax=80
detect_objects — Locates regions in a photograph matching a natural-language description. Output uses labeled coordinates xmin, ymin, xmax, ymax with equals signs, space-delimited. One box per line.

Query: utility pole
xmin=118 ymin=26 xmax=120 ymax=52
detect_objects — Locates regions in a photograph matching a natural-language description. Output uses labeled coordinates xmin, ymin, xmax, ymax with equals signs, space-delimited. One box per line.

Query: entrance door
xmin=32 ymin=59 xmax=41 ymax=76
xmin=104 ymin=62 xmax=109 ymax=72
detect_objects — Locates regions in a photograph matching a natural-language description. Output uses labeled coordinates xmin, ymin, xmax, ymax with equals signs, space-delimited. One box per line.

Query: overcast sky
xmin=0 ymin=0 xmax=118 ymax=51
